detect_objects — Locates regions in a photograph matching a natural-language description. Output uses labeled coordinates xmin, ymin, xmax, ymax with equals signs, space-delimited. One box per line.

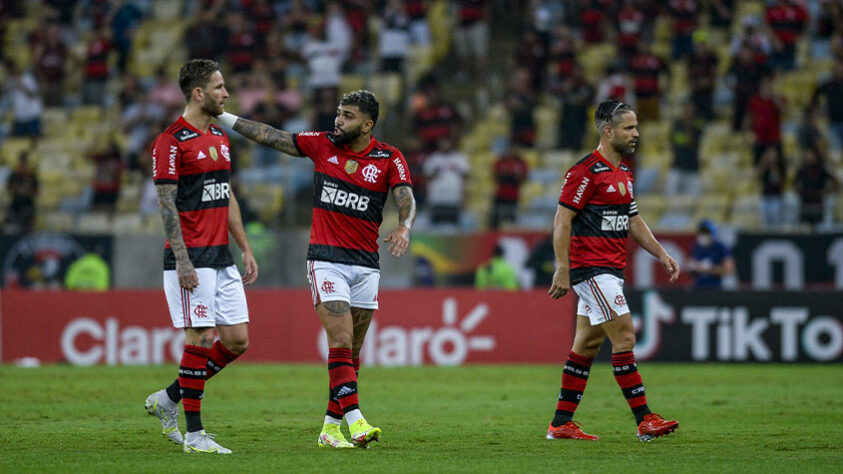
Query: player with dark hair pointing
xmin=145 ymin=59 xmax=258 ymax=454
xmin=546 ymin=100 xmax=680 ymax=442
xmin=216 ymin=89 xmax=416 ymax=448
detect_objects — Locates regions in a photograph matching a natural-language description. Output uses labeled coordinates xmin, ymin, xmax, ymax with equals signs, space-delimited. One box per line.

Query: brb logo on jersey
xmin=601 ymin=210 xmax=629 ymax=231
xmin=320 ymin=181 xmax=370 ymax=211
xmin=361 ymin=164 xmax=381 ymax=183
xmin=202 ymin=179 xmax=230 ymax=202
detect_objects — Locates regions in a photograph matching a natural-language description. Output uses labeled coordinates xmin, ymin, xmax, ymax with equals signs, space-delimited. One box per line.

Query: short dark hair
xmin=594 ymin=99 xmax=634 ymax=131
xmin=340 ymin=90 xmax=379 ymax=126
xmin=178 ymin=59 xmax=220 ymax=102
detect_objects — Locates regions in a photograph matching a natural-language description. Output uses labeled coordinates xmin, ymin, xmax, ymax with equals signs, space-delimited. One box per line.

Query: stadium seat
xmin=0 ymin=137 xmax=34 ymax=167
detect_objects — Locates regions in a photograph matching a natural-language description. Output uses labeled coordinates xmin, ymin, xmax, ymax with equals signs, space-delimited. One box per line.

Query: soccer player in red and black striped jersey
xmin=216 ymin=90 xmax=416 ymax=448
xmin=546 ymin=100 xmax=680 ymax=442
xmin=144 ymin=59 xmax=258 ymax=454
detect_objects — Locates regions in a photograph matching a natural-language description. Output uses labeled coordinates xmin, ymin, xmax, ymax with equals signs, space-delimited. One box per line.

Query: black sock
xmin=633 ymin=405 xmax=652 ymax=425
xmin=165 ymin=379 xmax=181 ymax=403
xmin=185 ymin=411 xmax=203 ymax=433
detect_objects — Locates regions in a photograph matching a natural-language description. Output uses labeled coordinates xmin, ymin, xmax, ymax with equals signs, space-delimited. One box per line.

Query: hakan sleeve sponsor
xmin=388 ymin=150 xmax=413 ymax=189
xmin=558 ymin=164 xmax=596 ymax=211
xmin=293 ymin=131 xmax=326 ymax=160
xmin=151 ymin=133 xmax=179 ymax=183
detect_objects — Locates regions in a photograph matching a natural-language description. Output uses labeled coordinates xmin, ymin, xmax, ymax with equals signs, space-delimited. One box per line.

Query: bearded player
xmin=144 ymin=59 xmax=258 ymax=454
xmin=216 ymin=90 xmax=416 ymax=448
xmin=546 ymin=100 xmax=680 ymax=442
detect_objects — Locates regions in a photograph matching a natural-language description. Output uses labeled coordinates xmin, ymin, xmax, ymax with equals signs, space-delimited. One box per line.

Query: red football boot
xmin=546 ymin=421 xmax=600 ymax=440
xmin=637 ymin=413 xmax=678 ymax=442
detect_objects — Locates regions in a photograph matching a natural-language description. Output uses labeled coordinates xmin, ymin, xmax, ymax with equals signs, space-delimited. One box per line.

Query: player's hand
xmin=176 ymin=259 xmax=199 ymax=291
xmin=241 ymin=251 xmax=258 ymax=285
xmin=661 ymin=253 xmax=680 ymax=283
xmin=548 ymin=267 xmax=571 ymax=299
xmin=384 ymin=225 xmax=410 ymax=257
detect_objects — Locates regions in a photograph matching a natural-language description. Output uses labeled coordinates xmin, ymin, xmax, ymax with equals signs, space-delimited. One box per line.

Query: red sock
xmin=326 ymin=356 xmax=362 ymax=419
xmin=328 ymin=348 xmax=359 ymax=414
xmin=179 ymin=344 xmax=210 ymax=432
xmin=206 ymin=340 xmax=240 ymax=380
xmin=552 ymin=351 xmax=593 ymax=426
xmin=612 ymin=351 xmax=651 ymax=424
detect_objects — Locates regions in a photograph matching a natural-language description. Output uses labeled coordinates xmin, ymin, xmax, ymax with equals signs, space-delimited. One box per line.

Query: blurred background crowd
xmin=1 ymin=0 xmax=841 ymax=289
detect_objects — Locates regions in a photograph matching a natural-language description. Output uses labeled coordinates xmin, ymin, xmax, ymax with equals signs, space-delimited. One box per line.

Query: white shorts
xmin=164 ymin=265 xmax=249 ymax=329
xmin=306 ymin=260 xmax=380 ymax=310
xmin=573 ymin=274 xmax=631 ymax=326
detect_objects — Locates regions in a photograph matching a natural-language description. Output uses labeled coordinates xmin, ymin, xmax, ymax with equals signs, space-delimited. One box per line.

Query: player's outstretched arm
xmin=156 ymin=183 xmax=198 ymax=290
xmin=216 ymin=112 xmax=303 ymax=157
xmin=228 ymin=192 xmax=258 ymax=285
xmin=629 ymin=214 xmax=680 ymax=283
xmin=383 ymin=185 xmax=416 ymax=257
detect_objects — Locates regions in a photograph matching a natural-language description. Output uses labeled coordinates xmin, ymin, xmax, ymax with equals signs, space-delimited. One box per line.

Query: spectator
xmin=727 ymin=45 xmax=769 ymax=132
xmin=82 ymin=25 xmax=113 ymax=106
xmin=795 ymin=106 xmax=827 ymax=154
xmin=121 ymin=91 xmax=165 ymax=170
xmin=525 ymin=232 xmax=555 ymax=288
xmin=729 ymin=15 xmax=773 ymax=64
xmin=548 ymin=24 xmax=581 ymax=79
xmin=226 ymin=11 xmax=258 ymax=75
xmin=553 ymin=63 xmax=594 ymax=151
xmin=453 ymin=0 xmax=490 ymax=80
xmin=811 ymin=61 xmax=843 ymax=153
xmin=184 ymin=9 xmax=226 ymax=62
xmin=628 ymin=41 xmax=668 ymax=122
xmin=579 ymin=0 xmax=610 ymax=45
xmin=325 ymin=1 xmax=354 ymax=63
xmin=281 ymin=0 xmax=312 ymax=54
xmin=147 ymin=67 xmax=184 ymax=115
xmin=757 ymin=146 xmax=786 ymax=229
xmin=378 ymin=0 xmax=411 ymax=73
xmin=109 ymin=0 xmax=143 ymax=73
xmin=31 ymin=21 xmax=67 ymax=107
xmin=475 ymin=244 xmax=519 ymax=290
xmin=423 ymin=136 xmax=469 ymax=225
xmin=5 ymin=151 xmax=39 ymax=233
xmin=311 ymin=87 xmax=340 ymax=132
xmin=595 ymin=61 xmax=635 ymax=106
xmin=88 ymin=140 xmax=123 ymax=214
xmin=413 ymin=78 xmax=461 ymax=151
xmin=514 ymin=28 xmax=549 ymax=91
xmin=247 ymin=0 xmax=276 ymax=47
xmin=765 ymin=0 xmax=808 ymax=71
xmin=666 ymin=102 xmax=703 ymax=197
xmin=687 ymin=220 xmax=734 ymax=289
xmin=490 ymin=145 xmax=529 ymax=229
xmin=4 ymin=60 xmax=43 ymax=138
xmin=708 ymin=0 xmax=734 ymax=31
xmin=616 ymin=0 xmax=648 ymax=62
xmin=406 ymin=0 xmax=431 ymax=45
xmin=528 ymin=0 xmax=564 ymax=44
xmin=404 ymin=137 xmax=429 ymax=207
xmin=667 ymin=0 xmax=699 ymax=60
xmin=301 ymin=21 xmax=343 ymax=96
xmin=505 ymin=67 xmax=537 ymax=147
xmin=686 ymin=33 xmax=719 ymax=121
xmin=794 ymin=147 xmax=837 ymax=228
xmin=746 ymin=74 xmax=785 ymax=164
xmin=234 ymin=67 xmax=271 ymax=117
xmin=65 ymin=251 xmax=110 ymax=291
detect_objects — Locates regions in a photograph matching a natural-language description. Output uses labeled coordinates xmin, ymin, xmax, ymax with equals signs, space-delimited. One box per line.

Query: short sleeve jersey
xmin=293 ymin=132 xmax=413 ymax=269
xmin=558 ymin=150 xmax=638 ymax=284
xmin=151 ymin=116 xmax=233 ymax=270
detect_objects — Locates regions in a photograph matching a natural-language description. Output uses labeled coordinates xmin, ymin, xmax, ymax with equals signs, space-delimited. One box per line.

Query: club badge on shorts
xmin=345 ymin=159 xmax=358 ymax=174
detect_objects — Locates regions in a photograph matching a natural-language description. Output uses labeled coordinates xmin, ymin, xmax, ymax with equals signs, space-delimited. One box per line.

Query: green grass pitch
xmin=1 ymin=363 xmax=841 ymax=473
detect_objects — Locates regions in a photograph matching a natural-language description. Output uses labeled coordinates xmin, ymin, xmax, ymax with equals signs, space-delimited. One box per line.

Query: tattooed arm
xmin=383 ymin=185 xmax=416 ymax=257
xmin=156 ymin=183 xmax=198 ymax=290
xmin=217 ymin=111 xmax=303 ymax=157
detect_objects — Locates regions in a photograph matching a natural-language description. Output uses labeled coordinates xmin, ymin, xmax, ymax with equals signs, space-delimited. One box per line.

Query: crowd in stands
xmin=0 ymin=0 xmax=841 ymax=240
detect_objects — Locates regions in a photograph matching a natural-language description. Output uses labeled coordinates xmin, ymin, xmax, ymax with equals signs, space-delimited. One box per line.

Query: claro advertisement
xmin=1 ymin=289 xmax=840 ymax=365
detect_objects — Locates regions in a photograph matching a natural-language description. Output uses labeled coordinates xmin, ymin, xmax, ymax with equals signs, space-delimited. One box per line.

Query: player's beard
xmin=612 ymin=137 xmax=637 ymax=155
xmin=331 ymin=124 xmax=363 ymax=145
xmin=201 ymin=96 xmax=224 ymax=117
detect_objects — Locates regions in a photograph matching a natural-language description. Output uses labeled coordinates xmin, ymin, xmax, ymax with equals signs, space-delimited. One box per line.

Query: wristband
xmin=217 ymin=111 xmax=239 ymax=128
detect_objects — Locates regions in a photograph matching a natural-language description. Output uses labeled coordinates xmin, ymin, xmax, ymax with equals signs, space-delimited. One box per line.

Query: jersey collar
xmin=336 ymin=136 xmax=376 ymax=156
xmin=178 ymin=116 xmax=213 ymax=135
xmin=593 ymin=149 xmax=620 ymax=170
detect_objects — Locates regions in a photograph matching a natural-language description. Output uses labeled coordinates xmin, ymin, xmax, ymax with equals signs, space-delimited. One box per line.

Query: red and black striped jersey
xmin=151 ymin=116 xmax=233 ymax=270
xmin=558 ymin=150 xmax=638 ymax=284
xmin=293 ymin=131 xmax=413 ymax=269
